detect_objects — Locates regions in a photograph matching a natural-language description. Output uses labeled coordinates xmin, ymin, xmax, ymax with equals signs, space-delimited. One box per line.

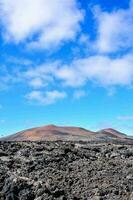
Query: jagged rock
xmin=0 ymin=141 xmax=133 ymax=199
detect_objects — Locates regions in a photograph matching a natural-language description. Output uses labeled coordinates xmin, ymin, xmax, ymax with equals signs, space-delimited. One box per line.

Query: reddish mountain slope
xmin=0 ymin=125 xmax=129 ymax=141
xmin=98 ymin=128 xmax=126 ymax=139
xmin=1 ymin=125 xmax=95 ymax=141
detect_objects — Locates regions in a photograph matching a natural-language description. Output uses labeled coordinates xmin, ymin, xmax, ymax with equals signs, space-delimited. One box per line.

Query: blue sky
xmin=1 ymin=0 xmax=133 ymax=136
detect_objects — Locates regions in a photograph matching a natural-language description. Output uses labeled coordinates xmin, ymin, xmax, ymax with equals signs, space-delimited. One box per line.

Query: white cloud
xmin=20 ymin=62 xmax=58 ymax=88
xmin=2 ymin=53 xmax=133 ymax=95
xmin=55 ymin=54 xmax=133 ymax=87
xmin=1 ymin=0 xmax=133 ymax=103
xmin=8 ymin=53 xmax=133 ymax=90
xmin=94 ymin=2 xmax=133 ymax=53
xmin=28 ymin=78 xmax=46 ymax=88
xmin=0 ymin=0 xmax=83 ymax=49
xmin=5 ymin=56 xmax=33 ymax=66
xmin=26 ymin=90 xmax=67 ymax=105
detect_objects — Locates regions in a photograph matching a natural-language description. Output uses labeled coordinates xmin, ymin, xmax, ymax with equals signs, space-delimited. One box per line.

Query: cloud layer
xmin=2 ymin=52 xmax=133 ymax=104
xmin=1 ymin=0 xmax=133 ymax=105
xmin=17 ymin=53 xmax=133 ymax=90
xmin=1 ymin=0 xmax=133 ymax=53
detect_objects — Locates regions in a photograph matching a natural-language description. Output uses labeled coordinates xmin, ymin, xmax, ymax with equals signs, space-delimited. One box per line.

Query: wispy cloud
xmin=4 ymin=56 xmax=33 ymax=66
xmin=26 ymin=90 xmax=67 ymax=105
xmin=20 ymin=61 xmax=59 ymax=89
xmin=2 ymin=53 xmax=133 ymax=99
xmin=73 ymin=90 xmax=86 ymax=99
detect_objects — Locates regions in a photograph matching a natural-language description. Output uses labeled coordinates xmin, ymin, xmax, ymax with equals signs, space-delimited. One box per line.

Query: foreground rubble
xmin=0 ymin=141 xmax=133 ymax=200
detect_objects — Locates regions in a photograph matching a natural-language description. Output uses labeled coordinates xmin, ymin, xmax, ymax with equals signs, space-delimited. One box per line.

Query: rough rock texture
xmin=0 ymin=141 xmax=133 ymax=200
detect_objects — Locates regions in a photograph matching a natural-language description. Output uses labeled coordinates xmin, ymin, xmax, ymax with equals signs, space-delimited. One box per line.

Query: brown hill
xmin=97 ymin=128 xmax=127 ymax=139
xmin=0 ymin=124 xmax=130 ymax=142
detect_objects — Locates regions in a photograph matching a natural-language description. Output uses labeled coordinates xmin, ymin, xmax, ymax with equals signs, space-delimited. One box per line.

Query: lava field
xmin=0 ymin=141 xmax=133 ymax=200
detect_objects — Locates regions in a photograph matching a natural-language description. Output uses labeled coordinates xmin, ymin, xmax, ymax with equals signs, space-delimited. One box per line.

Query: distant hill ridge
xmin=0 ymin=124 xmax=131 ymax=142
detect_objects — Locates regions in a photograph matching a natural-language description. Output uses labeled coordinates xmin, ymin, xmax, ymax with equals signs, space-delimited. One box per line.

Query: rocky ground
xmin=0 ymin=141 xmax=133 ymax=200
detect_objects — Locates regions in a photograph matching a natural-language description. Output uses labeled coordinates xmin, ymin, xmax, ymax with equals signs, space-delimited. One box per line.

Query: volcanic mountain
xmin=0 ymin=124 xmax=130 ymax=142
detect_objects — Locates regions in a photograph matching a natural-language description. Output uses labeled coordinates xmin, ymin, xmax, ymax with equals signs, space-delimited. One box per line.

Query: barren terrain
xmin=1 ymin=125 xmax=130 ymax=142
xmin=0 ymin=141 xmax=133 ymax=200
